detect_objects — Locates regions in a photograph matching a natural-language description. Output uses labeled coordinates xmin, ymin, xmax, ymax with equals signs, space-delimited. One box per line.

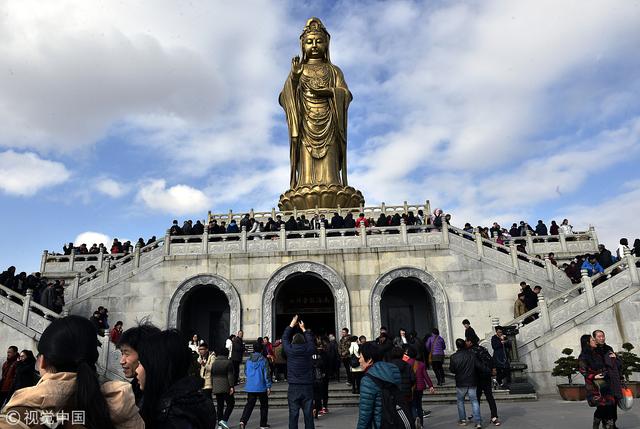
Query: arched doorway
xmin=179 ymin=286 xmax=230 ymax=353
xmin=371 ymin=267 xmax=452 ymax=347
xmin=274 ymin=274 xmax=335 ymax=338
xmin=380 ymin=278 xmax=435 ymax=339
xmin=168 ymin=274 xmax=242 ymax=353
xmin=261 ymin=261 xmax=351 ymax=339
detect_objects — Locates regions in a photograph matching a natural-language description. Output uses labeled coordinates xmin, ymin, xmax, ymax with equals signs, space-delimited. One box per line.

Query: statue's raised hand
xmin=291 ymin=56 xmax=303 ymax=80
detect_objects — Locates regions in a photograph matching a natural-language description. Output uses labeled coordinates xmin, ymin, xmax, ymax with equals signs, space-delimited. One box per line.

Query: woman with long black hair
xmin=0 ymin=315 xmax=143 ymax=429
xmin=578 ymin=334 xmax=619 ymax=429
xmin=136 ymin=329 xmax=217 ymax=429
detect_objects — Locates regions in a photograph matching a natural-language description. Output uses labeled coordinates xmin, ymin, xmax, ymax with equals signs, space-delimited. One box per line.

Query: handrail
xmin=0 ymin=284 xmax=60 ymax=319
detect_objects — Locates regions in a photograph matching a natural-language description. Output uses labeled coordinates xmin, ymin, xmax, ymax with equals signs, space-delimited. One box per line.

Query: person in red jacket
xmin=0 ymin=346 xmax=18 ymax=405
xmin=355 ymin=213 xmax=370 ymax=229
xmin=405 ymin=347 xmax=435 ymax=429
xmin=110 ymin=321 xmax=124 ymax=344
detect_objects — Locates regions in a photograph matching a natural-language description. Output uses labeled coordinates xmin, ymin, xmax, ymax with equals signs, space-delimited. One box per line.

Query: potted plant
xmin=551 ymin=347 xmax=586 ymax=400
xmin=618 ymin=342 xmax=640 ymax=398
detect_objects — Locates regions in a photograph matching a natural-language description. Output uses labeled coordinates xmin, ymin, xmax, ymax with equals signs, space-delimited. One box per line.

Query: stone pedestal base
xmin=278 ymin=184 xmax=365 ymax=211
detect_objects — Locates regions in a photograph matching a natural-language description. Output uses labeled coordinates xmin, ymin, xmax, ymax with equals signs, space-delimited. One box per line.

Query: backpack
xmin=312 ymin=354 xmax=325 ymax=383
xmin=474 ymin=345 xmax=495 ymax=376
xmin=367 ymin=375 xmax=415 ymax=429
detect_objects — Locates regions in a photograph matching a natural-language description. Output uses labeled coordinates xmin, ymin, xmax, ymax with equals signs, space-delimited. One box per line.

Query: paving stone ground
xmin=235 ymin=395 xmax=640 ymax=429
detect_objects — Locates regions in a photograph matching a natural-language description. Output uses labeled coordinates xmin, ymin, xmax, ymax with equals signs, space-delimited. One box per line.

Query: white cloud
xmin=0 ymin=151 xmax=71 ymax=196
xmin=136 ymin=179 xmax=211 ymax=216
xmin=74 ymin=231 xmax=110 ymax=247
xmin=94 ymin=178 xmax=128 ymax=198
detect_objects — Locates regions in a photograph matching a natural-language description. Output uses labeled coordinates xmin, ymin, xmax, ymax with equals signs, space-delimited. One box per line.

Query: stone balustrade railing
xmin=206 ymin=200 xmax=433 ymax=227
xmin=0 ymin=284 xmax=60 ymax=326
xmin=490 ymin=250 xmax=640 ymax=342
xmin=501 ymin=227 xmax=599 ymax=257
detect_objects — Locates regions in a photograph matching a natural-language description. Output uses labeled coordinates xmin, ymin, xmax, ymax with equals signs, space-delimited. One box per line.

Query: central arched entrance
xmin=179 ymin=286 xmax=230 ymax=353
xmin=274 ymin=274 xmax=335 ymax=337
xmin=380 ymin=278 xmax=435 ymax=338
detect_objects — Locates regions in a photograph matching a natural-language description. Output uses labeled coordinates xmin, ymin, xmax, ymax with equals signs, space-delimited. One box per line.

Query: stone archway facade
xmin=262 ymin=261 xmax=351 ymax=338
xmin=371 ymin=267 xmax=453 ymax=347
xmin=167 ymin=273 xmax=242 ymax=335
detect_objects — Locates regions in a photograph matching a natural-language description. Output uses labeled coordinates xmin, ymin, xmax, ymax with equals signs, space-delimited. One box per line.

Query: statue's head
xmin=300 ymin=17 xmax=330 ymax=62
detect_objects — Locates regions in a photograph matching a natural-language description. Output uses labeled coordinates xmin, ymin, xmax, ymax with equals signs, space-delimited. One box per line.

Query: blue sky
xmin=1 ymin=0 xmax=639 ymax=273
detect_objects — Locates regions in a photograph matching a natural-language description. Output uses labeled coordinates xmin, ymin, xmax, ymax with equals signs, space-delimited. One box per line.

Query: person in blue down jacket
xmin=239 ymin=341 xmax=272 ymax=429
xmin=356 ymin=341 xmax=402 ymax=429
xmin=283 ymin=314 xmax=316 ymax=429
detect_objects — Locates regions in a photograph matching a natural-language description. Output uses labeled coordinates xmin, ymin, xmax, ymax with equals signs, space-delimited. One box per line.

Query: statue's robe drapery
xmin=279 ymin=62 xmax=352 ymax=189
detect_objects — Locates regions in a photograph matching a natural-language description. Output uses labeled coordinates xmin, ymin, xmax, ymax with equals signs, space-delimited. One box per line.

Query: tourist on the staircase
xmin=231 ymin=330 xmax=246 ymax=386
xmin=355 ymin=341 xmax=402 ymax=429
xmin=273 ymin=338 xmax=287 ymax=382
xmin=110 ymin=320 xmax=124 ymax=344
xmin=136 ymin=329 xmax=217 ymax=428
xmin=197 ymin=343 xmax=215 ymax=400
xmin=462 ymin=319 xmax=480 ymax=345
xmin=578 ymin=333 xmax=621 ymax=429
xmin=375 ymin=332 xmax=393 ymax=360
xmin=282 ymin=314 xmax=315 ymax=429
xmin=211 ymin=346 xmax=235 ymax=429
xmin=311 ymin=342 xmax=328 ymax=418
xmin=339 ymin=328 xmax=353 ymax=386
xmin=118 ymin=321 xmax=161 ymax=407
xmin=514 ymin=292 xmax=527 ymax=319
xmin=0 ymin=346 xmax=18 ymax=406
xmin=582 ymin=255 xmax=605 ymax=277
xmin=188 ymin=334 xmax=203 ymax=353
xmin=263 ymin=336 xmax=275 ymax=381
xmin=535 ymin=220 xmax=548 ymax=236
xmin=597 ymin=245 xmax=615 ymax=269
xmin=39 ymin=281 xmax=57 ymax=312
xmin=491 ymin=326 xmax=512 ymax=388
xmin=0 ymin=316 xmax=144 ymax=429
xmin=4 ymin=350 xmax=38 ymax=404
xmin=560 ymin=219 xmax=573 ymax=235
xmin=450 ymin=338 xmax=484 ymax=429
xmin=393 ymin=328 xmax=409 ymax=349
xmin=466 ymin=336 xmax=501 ymax=426
xmin=425 ymin=328 xmax=446 ymax=386
xmin=349 ymin=336 xmax=366 ymax=394
xmin=325 ymin=334 xmax=340 ymax=381
xmin=239 ymin=341 xmax=272 ymax=429
xmin=405 ymin=346 xmax=435 ymax=429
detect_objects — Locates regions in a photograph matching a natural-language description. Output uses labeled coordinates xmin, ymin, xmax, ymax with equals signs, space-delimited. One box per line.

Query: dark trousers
xmin=595 ymin=404 xmax=617 ymax=421
xmin=313 ymin=380 xmax=329 ymax=414
xmin=215 ymin=392 xmax=235 ymax=422
xmin=287 ymin=384 xmax=315 ymax=429
xmin=477 ymin=378 xmax=498 ymax=419
xmin=432 ymin=359 xmax=445 ymax=384
xmin=342 ymin=357 xmax=353 ymax=384
xmin=496 ymin=367 xmax=511 ymax=386
xmin=240 ymin=392 xmax=268 ymax=427
xmin=352 ymin=372 xmax=364 ymax=393
xmin=232 ymin=360 xmax=241 ymax=385
xmin=275 ymin=363 xmax=287 ymax=381
xmin=412 ymin=390 xmax=424 ymax=426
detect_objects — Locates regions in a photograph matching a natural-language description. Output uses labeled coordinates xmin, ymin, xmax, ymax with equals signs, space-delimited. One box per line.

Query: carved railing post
xmin=559 ymin=231 xmax=567 ymax=252
xmin=581 ymin=269 xmax=596 ymax=307
xmin=164 ymin=230 xmax=171 ymax=256
xmin=69 ymin=248 xmax=76 ymax=271
xmin=380 ymin=202 xmax=386 ymax=214
xmin=589 ymin=225 xmax=600 ymax=248
xmin=62 ymin=307 xmax=70 ymax=317
xmin=509 ymin=243 xmax=519 ymax=270
xmin=544 ymin=255 xmax=554 ymax=282
xmin=280 ymin=224 xmax=286 ymax=251
xmin=360 ymin=223 xmax=367 ymax=247
xmin=319 ymin=223 xmax=327 ymax=249
xmin=131 ymin=244 xmax=139 ymax=268
xmin=228 ymin=209 xmax=233 ymax=224
xmin=271 ymin=207 xmax=276 ymax=219
xmin=98 ymin=249 xmax=105 ymax=269
xmin=40 ymin=250 xmax=48 ymax=273
xmin=425 ymin=200 xmax=431 ymax=218
xmin=73 ymin=272 xmax=81 ymax=299
xmin=491 ymin=317 xmax=500 ymax=328
xmin=202 ymin=229 xmax=209 ymax=254
xmin=624 ymin=247 xmax=640 ymax=284
xmin=403 ymin=200 xmax=409 ymax=214
xmin=538 ymin=291 xmax=551 ymax=332
xmin=474 ymin=228 xmax=484 ymax=257
xmin=103 ymin=258 xmax=111 ymax=285
xmin=241 ymin=227 xmax=247 ymax=252
xmin=441 ymin=219 xmax=450 ymax=245
xmin=22 ymin=289 xmax=33 ymax=324
xmin=400 ymin=219 xmax=408 ymax=245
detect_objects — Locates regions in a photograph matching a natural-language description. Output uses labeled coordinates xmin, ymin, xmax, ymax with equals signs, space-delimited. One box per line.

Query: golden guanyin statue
xmin=278 ymin=17 xmax=364 ymax=211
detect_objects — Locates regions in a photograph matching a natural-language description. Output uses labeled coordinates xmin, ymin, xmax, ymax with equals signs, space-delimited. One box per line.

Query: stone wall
xmin=0 ymin=317 xmax=38 ymax=356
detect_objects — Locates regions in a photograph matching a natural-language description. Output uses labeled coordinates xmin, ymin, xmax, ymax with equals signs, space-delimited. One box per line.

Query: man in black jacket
xmin=449 ymin=338 xmax=484 ymax=429
xmin=283 ymin=315 xmax=316 ymax=429
xmin=231 ymin=330 xmax=245 ymax=386
xmin=466 ymin=337 xmax=500 ymax=426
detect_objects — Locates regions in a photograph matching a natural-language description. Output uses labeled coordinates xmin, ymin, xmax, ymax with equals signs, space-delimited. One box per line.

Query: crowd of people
xmin=0 ymin=266 xmax=64 ymax=314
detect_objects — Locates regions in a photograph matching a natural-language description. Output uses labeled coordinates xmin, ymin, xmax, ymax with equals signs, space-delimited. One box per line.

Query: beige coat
xmin=514 ymin=297 xmax=527 ymax=318
xmin=198 ymin=353 xmax=215 ymax=390
xmin=0 ymin=372 xmax=144 ymax=429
